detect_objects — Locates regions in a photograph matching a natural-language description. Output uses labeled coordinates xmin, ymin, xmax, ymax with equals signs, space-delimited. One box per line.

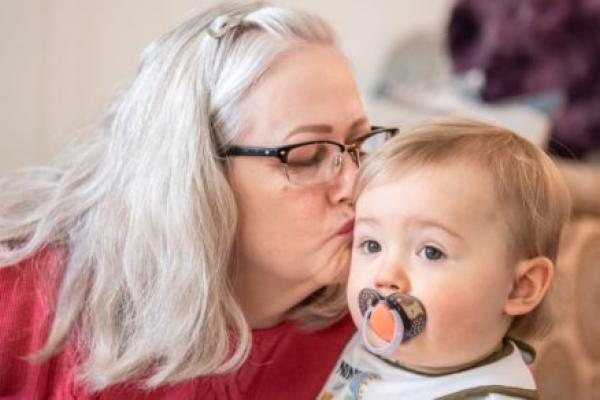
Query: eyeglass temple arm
xmin=220 ymin=146 xmax=282 ymax=159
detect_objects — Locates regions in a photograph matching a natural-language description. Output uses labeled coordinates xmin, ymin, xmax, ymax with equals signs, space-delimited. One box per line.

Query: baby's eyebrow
xmin=406 ymin=217 xmax=464 ymax=241
xmin=354 ymin=216 xmax=380 ymax=228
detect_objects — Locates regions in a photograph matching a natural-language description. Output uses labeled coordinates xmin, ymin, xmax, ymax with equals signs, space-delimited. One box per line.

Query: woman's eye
xmin=287 ymin=144 xmax=329 ymax=168
xmin=359 ymin=240 xmax=382 ymax=254
xmin=418 ymin=245 xmax=445 ymax=261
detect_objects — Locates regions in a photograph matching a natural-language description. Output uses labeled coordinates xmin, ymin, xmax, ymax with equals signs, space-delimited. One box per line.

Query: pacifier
xmin=358 ymin=288 xmax=427 ymax=356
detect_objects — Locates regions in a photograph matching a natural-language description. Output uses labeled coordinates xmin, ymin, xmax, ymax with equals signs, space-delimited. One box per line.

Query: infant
xmin=320 ymin=119 xmax=571 ymax=399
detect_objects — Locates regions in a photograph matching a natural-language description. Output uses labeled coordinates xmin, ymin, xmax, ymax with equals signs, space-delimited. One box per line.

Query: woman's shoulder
xmin=0 ymin=244 xmax=67 ymax=319
xmin=0 ymin=244 xmax=77 ymax=399
xmin=250 ymin=311 xmax=356 ymax=361
xmin=237 ymin=313 xmax=356 ymax=399
xmin=79 ymin=314 xmax=357 ymax=400
xmin=0 ymin=251 xmax=356 ymax=400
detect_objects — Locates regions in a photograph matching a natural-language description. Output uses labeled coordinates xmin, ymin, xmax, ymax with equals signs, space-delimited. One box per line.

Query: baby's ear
xmin=503 ymin=256 xmax=554 ymax=317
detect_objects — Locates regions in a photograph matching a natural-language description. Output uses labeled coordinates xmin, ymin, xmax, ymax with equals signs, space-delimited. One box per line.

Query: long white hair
xmin=0 ymin=2 xmax=344 ymax=390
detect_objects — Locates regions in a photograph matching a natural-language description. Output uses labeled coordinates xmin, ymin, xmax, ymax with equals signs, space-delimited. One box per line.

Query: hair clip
xmin=207 ymin=13 xmax=245 ymax=39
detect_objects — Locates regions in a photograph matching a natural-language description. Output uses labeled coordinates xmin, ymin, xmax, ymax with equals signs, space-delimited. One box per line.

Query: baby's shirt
xmin=318 ymin=334 xmax=537 ymax=400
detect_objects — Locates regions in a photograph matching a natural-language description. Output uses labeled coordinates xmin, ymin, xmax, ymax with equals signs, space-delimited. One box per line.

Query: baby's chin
xmin=365 ymin=331 xmax=497 ymax=374
xmin=365 ymin=332 xmax=435 ymax=369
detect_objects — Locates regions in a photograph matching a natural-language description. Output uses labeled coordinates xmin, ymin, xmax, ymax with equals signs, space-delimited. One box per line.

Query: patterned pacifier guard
xmin=358 ymin=288 xmax=427 ymax=356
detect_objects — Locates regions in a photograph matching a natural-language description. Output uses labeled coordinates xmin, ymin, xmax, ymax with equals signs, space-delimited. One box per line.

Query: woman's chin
xmin=313 ymin=246 xmax=351 ymax=286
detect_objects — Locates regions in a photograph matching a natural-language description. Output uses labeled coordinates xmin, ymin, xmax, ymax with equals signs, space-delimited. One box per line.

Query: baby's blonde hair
xmin=354 ymin=118 xmax=572 ymax=338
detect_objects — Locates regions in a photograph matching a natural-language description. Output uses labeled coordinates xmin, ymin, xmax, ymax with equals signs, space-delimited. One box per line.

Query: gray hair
xmin=0 ymin=2 xmax=340 ymax=390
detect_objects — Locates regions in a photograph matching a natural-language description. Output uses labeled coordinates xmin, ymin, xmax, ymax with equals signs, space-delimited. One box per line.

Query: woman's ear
xmin=504 ymin=256 xmax=554 ymax=317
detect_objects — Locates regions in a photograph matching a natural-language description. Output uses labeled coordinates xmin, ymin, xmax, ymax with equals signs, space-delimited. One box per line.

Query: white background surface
xmin=0 ymin=0 xmax=453 ymax=172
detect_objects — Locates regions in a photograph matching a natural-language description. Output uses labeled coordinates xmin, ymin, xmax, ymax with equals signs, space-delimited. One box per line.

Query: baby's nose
xmin=374 ymin=262 xmax=410 ymax=293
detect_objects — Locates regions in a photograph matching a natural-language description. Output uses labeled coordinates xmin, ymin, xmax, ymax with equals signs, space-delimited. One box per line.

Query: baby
xmin=319 ymin=119 xmax=571 ymax=399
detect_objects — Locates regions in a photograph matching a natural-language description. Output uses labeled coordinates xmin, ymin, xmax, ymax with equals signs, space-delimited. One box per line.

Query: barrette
xmin=207 ymin=13 xmax=245 ymax=39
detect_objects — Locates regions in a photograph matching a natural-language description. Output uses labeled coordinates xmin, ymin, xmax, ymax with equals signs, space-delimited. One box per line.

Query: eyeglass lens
xmin=285 ymin=130 xmax=391 ymax=185
xmin=361 ymin=131 xmax=388 ymax=153
xmin=286 ymin=143 xmax=339 ymax=185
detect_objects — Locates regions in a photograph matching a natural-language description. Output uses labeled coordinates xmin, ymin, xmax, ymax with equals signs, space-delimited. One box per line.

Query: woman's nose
xmin=374 ymin=261 xmax=410 ymax=293
xmin=329 ymin=151 xmax=358 ymax=205
xmin=346 ymin=146 xmax=361 ymax=168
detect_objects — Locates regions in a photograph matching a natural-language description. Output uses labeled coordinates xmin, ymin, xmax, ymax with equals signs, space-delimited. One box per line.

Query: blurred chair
xmin=531 ymin=216 xmax=600 ymax=400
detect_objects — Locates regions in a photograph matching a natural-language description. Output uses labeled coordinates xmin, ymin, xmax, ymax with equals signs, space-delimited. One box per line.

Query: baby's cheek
xmin=347 ymin=256 xmax=367 ymax=290
xmin=425 ymin=294 xmax=482 ymax=346
xmin=346 ymin=266 xmax=370 ymax=327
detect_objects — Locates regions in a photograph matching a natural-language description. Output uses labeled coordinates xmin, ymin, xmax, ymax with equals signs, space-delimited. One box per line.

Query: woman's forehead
xmin=237 ymin=46 xmax=366 ymax=145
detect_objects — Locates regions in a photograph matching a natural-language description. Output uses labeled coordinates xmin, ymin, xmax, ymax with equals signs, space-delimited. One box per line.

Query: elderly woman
xmin=0 ymin=2 xmax=397 ymax=399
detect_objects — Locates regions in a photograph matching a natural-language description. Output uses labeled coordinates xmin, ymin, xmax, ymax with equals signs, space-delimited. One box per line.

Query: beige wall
xmin=0 ymin=0 xmax=451 ymax=173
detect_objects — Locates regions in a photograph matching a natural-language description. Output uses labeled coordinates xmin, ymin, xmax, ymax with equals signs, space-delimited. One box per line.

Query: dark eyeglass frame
xmin=219 ymin=126 xmax=399 ymax=166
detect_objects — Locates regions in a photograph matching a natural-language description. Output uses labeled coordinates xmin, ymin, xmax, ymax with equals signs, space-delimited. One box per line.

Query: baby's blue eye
xmin=360 ymin=240 xmax=382 ymax=254
xmin=418 ymin=245 xmax=445 ymax=261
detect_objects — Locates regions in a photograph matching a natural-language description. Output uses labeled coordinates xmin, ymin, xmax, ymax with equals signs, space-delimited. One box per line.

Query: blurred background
xmin=1 ymin=1 xmax=599 ymax=398
xmin=5 ymin=0 xmax=600 ymax=171
xmin=0 ymin=0 xmax=453 ymax=172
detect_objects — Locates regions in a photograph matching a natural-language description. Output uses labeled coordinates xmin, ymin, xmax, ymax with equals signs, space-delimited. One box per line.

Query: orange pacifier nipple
xmin=369 ymin=303 xmax=396 ymax=342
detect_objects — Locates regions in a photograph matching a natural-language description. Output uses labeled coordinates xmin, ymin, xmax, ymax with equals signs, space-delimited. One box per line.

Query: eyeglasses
xmin=220 ymin=126 xmax=399 ymax=186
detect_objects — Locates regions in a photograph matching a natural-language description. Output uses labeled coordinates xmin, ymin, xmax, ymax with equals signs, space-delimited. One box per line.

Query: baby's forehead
xmin=354 ymin=162 xmax=507 ymax=232
xmin=358 ymin=160 xmax=498 ymax=201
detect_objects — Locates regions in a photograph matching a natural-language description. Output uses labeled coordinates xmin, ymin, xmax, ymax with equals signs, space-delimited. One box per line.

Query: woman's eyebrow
xmin=285 ymin=117 xmax=369 ymax=140
xmin=285 ymin=124 xmax=333 ymax=140
xmin=349 ymin=117 xmax=368 ymax=132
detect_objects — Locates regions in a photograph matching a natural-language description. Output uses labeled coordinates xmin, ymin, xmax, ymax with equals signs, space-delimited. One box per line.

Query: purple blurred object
xmin=447 ymin=0 xmax=600 ymax=158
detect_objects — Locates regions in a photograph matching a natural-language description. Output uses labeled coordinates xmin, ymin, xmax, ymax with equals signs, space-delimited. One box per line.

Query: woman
xmin=0 ymin=2 xmax=397 ymax=399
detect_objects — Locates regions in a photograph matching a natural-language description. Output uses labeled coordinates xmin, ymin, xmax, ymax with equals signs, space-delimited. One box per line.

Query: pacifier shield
xmin=387 ymin=292 xmax=427 ymax=342
xmin=358 ymin=288 xmax=382 ymax=316
xmin=357 ymin=288 xmax=427 ymax=356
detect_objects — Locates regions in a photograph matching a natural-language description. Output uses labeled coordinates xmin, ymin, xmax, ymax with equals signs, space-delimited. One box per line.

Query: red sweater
xmin=0 ymin=247 xmax=355 ymax=400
